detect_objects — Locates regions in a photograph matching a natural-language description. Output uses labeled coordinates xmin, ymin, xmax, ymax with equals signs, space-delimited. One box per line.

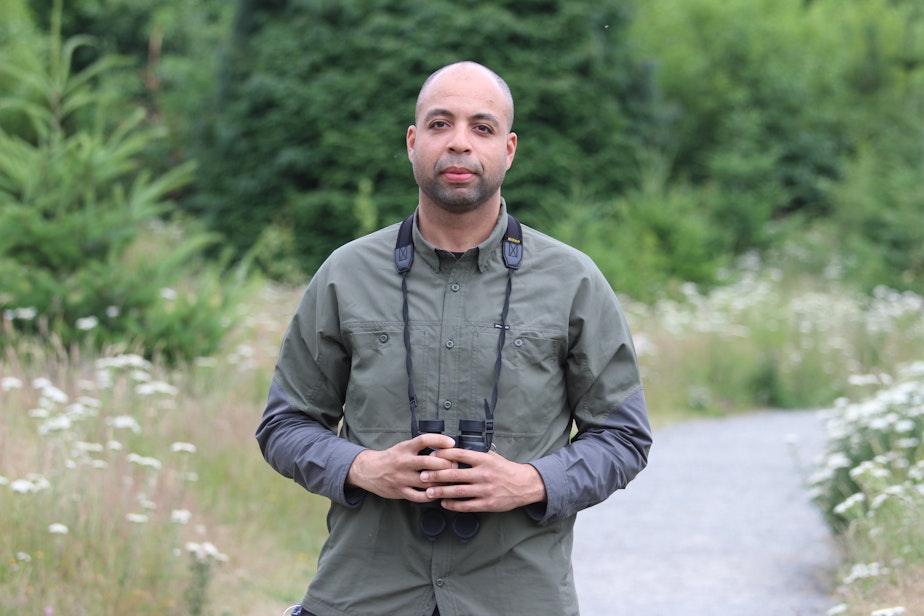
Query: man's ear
xmin=406 ymin=125 xmax=417 ymax=161
xmin=505 ymin=131 xmax=517 ymax=170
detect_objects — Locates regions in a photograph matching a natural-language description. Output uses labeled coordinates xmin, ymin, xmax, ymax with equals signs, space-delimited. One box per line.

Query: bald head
xmin=415 ymin=62 xmax=515 ymax=131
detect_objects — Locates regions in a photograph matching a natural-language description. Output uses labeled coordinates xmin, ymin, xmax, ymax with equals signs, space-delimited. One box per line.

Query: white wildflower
xmin=171 ymin=442 xmax=197 ymax=454
xmin=10 ymin=479 xmax=35 ymax=494
xmin=75 ymin=316 xmax=99 ymax=331
xmin=107 ymin=415 xmax=141 ymax=433
xmin=12 ymin=307 xmax=38 ymax=320
xmin=95 ymin=354 xmax=151 ymax=371
xmin=135 ymin=381 xmax=178 ymax=397
xmin=894 ymin=419 xmax=916 ymax=433
xmin=843 ymin=561 xmax=889 ymax=584
xmin=871 ymin=608 xmax=906 ymax=616
xmin=833 ymin=492 xmax=866 ymax=516
xmin=126 ymin=513 xmax=149 ymax=524
xmin=824 ymin=452 xmax=852 ymax=470
xmin=126 ymin=453 xmax=162 ymax=470
xmin=48 ymin=523 xmax=68 ymax=535
xmin=106 ymin=305 xmax=120 ymax=318
xmin=186 ymin=541 xmax=228 ymax=563
xmin=38 ymin=414 xmax=72 ymax=435
xmin=38 ymin=385 xmax=69 ymax=406
xmin=1 ymin=376 xmax=23 ymax=390
xmin=73 ymin=441 xmax=105 ymax=454
xmin=171 ymin=509 xmax=192 ymax=524
xmin=850 ymin=461 xmax=891 ymax=481
xmin=15 ymin=552 xmax=31 ymax=562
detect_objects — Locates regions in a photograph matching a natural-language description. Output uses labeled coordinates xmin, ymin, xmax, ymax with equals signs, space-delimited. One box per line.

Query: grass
xmin=2 ymin=268 xmax=923 ymax=614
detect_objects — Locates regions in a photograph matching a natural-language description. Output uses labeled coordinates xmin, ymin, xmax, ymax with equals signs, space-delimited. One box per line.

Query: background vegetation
xmin=1 ymin=0 xmax=923 ymax=613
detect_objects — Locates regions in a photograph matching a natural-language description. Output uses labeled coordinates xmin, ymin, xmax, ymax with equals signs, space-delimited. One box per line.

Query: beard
xmin=413 ymin=157 xmax=506 ymax=213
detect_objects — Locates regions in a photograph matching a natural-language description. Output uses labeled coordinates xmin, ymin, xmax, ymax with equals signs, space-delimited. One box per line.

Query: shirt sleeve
xmin=255 ymin=271 xmax=369 ymax=508
xmin=526 ymin=266 xmax=653 ymax=525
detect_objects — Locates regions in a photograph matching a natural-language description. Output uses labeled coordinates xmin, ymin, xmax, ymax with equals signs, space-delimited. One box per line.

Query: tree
xmin=189 ymin=0 xmax=667 ymax=275
xmin=0 ymin=0 xmax=239 ymax=362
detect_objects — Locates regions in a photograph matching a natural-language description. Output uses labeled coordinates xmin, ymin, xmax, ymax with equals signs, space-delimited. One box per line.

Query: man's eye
xmin=430 ymin=120 xmax=449 ymax=129
xmin=474 ymin=125 xmax=493 ymax=134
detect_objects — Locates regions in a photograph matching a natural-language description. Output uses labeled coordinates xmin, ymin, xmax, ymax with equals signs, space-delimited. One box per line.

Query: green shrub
xmin=538 ymin=159 xmax=729 ymax=302
xmin=0 ymin=3 xmax=241 ymax=363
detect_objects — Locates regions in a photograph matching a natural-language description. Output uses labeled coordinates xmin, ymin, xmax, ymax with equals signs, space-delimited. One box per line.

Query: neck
xmin=416 ymin=198 xmax=501 ymax=252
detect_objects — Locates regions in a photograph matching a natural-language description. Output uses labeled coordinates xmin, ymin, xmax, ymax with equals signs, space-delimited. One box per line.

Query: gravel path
xmin=573 ymin=410 xmax=840 ymax=616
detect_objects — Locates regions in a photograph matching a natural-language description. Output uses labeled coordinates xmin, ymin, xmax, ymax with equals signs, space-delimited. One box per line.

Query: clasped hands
xmin=346 ymin=433 xmax=546 ymax=512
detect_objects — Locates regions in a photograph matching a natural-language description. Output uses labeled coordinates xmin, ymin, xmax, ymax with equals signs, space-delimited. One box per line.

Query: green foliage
xmin=189 ymin=0 xmax=668 ymax=274
xmin=824 ymin=147 xmax=924 ymax=293
xmin=632 ymin=0 xmax=849 ymax=225
xmin=0 ymin=4 xmax=240 ymax=363
xmin=538 ymin=158 xmax=728 ymax=302
xmin=630 ymin=0 xmax=924 ymax=295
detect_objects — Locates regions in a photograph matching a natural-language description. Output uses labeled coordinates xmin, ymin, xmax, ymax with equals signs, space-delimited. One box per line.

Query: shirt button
xmin=514 ymin=338 xmax=524 ymax=347
xmin=443 ymin=400 xmax=452 ymax=410
xmin=378 ymin=334 xmax=389 ymax=343
xmin=450 ymin=283 xmax=461 ymax=292
xmin=445 ymin=340 xmax=454 ymax=349
xmin=436 ymin=579 xmax=445 ymax=587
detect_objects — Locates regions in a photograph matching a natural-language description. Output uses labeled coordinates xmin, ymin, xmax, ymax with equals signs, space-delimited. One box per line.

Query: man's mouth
xmin=440 ymin=165 xmax=476 ymax=183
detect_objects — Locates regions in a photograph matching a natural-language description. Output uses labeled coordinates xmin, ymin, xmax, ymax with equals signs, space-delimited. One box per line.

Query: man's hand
xmin=420 ymin=449 xmax=547 ymax=512
xmin=346 ymin=433 xmax=457 ymax=502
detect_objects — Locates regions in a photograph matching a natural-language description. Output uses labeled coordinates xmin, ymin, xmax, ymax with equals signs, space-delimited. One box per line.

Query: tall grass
xmin=0 ymin=283 xmax=328 ymax=615
xmin=624 ymin=256 xmax=924 ymax=421
xmin=2 ymin=270 xmax=922 ymax=613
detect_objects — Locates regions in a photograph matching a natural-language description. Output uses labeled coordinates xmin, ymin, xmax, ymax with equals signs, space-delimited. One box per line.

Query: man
xmin=257 ymin=61 xmax=652 ymax=616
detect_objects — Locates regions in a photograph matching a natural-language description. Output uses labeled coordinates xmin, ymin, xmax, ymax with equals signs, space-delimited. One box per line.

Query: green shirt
xmin=258 ymin=202 xmax=652 ymax=616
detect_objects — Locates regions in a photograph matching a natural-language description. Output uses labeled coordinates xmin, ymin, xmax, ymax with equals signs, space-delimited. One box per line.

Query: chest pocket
xmin=470 ymin=327 xmax=566 ymax=442
xmin=343 ymin=325 xmax=433 ymax=445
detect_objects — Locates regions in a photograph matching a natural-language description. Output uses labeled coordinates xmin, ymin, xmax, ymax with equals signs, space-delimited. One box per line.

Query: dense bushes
xmin=188 ymin=0 xmax=669 ymax=274
xmin=629 ymin=0 xmax=924 ymax=295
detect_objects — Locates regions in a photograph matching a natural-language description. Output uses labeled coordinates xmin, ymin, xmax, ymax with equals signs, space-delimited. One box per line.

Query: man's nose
xmin=447 ymin=126 xmax=472 ymax=153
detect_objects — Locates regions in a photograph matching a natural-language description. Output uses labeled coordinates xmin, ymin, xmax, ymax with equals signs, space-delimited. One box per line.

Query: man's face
xmin=407 ymin=67 xmax=517 ymax=214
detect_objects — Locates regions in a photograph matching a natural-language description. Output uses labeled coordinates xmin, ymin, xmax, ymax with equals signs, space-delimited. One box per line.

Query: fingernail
xmin=420 ymin=472 xmax=429 ymax=481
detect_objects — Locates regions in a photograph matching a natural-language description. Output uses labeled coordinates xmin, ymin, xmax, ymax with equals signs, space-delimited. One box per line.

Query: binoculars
xmin=416 ymin=418 xmax=488 ymax=542
xmin=418 ymin=418 xmax=489 ymax=458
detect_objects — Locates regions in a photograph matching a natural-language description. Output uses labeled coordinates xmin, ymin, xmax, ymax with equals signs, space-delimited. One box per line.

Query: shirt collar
xmin=411 ymin=199 xmax=510 ymax=273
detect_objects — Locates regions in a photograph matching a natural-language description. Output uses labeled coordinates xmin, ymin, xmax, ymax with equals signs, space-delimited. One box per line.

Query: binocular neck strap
xmin=395 ymin=213 xmax=521 ymax=446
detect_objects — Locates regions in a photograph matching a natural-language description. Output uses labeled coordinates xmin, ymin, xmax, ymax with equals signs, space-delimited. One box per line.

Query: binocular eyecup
xmin=419 ymin=506 xmax=480 ymax=543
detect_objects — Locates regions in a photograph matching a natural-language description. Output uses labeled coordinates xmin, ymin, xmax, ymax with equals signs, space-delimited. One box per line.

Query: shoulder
xmin=319 ymin=222 xmax=402 ymax=275
xmin=519 ymin=223 xmax=601 ymax=277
